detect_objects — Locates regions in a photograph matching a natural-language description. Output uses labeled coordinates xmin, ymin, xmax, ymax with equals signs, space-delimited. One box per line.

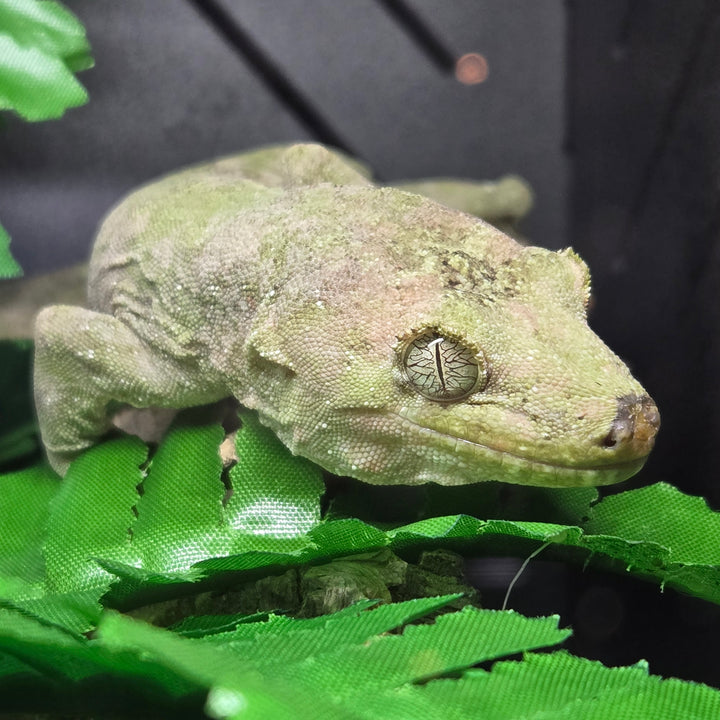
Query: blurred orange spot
xmin=455 ymin=53 xmax=489 ymax=85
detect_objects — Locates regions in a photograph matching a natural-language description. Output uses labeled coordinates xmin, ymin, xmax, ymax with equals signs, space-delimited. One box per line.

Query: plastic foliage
xmin=0 ymin=0 xmax=92 ymax=122
xmin=0 ymin=225 xmax=21 ymax=279
xmin=1 ymin=398 xmax=720 ymax=715
xmin=0 ymin=340 xmax=36 ymax=465
xmin=0 ymin=0 xmax=93 ymax=274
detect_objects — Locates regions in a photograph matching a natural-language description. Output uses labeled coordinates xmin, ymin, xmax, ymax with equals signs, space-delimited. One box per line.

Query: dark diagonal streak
xmin=375 ymin=0 xmax=456 ymax=73
xmin=186 ymin=0 xmax=356 ymax=155
xmin=621 ymin=0 xmax=716 ymax=247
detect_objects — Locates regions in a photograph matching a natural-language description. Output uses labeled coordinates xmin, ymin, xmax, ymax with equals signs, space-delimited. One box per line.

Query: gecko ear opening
xmin=245 ymin=326 xmax=296 ymax=377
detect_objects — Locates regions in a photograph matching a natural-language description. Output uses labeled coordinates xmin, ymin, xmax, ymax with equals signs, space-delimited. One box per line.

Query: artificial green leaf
xmin=43 ymin=437 xmax=147 ymax=593
xmin=0 ymin=607 xmax=200 ymax=715
xmin=387 ymin=500 xmax=720 ymax=606
xmin=283 ymin=607 xmax=570 ymax=698
xmin=2 ymin=401 xmax=720 ymax=716
xmin=132 ymin=420 xmax=226 ymax=571
xmin=97 ymin=610 xmax=332 ymax=720
xmin=2 ymin=597 xmax=720 ymax=719
xmin=4 ymin=400 xmax=720 ymax=609
xmin=0 ymin=225 xmax=21 ymax=279
xmin=2 ymin=587 xmax=102 ymax=639
xmin=366 ymin=652 xmax=720 ymax=720
xmin=0 ymin=607 xmax=106 ymax=681
xmin=101 ymin=412 xmax=326 ymax=604
xmin=226 ymin=410 xmax=324 ymax=539
xmin=0 ymin=0 xmax=92 ymax=121
xmin=95 ymin=599 xmax=571 ymax=720
xmin=583 ymin=483 xmax=720 ymax=602
xmin=206 ymin=595 xmax=463 ymax=661
xmin=0 ymin=463 xmax=58 ymax=593
xmin=309 ymin=517 xmax=388 ymax=554
xmin=170 ymin=610 xmax=272 ymax=638
xmin=187 ymin=518 xmax=388 ymax=594
xmin=0 ymin=340 xmax=37 ymax=470
xmin=586 ymin=483 xmax=720 ymax=564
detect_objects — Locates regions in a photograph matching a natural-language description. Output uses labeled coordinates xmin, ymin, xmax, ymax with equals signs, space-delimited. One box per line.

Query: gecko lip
xmin=389 ymin=412 xmax=650 ymax=487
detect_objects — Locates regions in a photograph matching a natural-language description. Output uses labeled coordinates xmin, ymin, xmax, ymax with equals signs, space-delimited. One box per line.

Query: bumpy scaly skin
xmin=34 ymin=143 xmax=659 ymax=485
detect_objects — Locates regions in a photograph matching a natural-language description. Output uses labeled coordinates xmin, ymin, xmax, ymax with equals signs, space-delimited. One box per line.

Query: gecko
xmin=33 ymin=143 xmax=659 ymax=486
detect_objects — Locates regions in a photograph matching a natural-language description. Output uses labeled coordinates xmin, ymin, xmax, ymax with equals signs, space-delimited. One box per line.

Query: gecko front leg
xmin=34 ymin=305 xmax=226 ymax=475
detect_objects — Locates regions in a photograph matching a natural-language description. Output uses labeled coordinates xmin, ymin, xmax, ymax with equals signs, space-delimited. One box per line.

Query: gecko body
xmin=34 ymin=144 xmax=659 ymax=486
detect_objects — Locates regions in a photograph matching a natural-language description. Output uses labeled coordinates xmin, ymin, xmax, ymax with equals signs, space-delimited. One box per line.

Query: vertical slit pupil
xmin=402 ymin=329 xmax=483 ymax=401
xmin=433 ymin=337 xmax=446 ymax=390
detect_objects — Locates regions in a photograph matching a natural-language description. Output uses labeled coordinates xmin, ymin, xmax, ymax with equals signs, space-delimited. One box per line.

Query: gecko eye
xmin=401 ymin=329 xmax=488 ymax=402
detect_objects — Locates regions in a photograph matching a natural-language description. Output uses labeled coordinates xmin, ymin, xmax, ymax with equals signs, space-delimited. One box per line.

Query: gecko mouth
xmin=389 ymin=413 xmax=650 ymax=487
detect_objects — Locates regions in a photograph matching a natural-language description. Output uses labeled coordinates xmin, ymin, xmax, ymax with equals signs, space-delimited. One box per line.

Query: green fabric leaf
xmin=4 ymin=401 xmax=720 ymax=609
xmin=170 ymin=610 xmax=272 ymax=638
xmin=583 ymin=483 xmax=720 ymax=602
xmin=0 ymin=340 xmax=37 ymax=471
xmin=226 ymin=410 xmax=324 ymax=539
xmin=387 ymin=493 xmax=720 ymax=606
xmin=95 ymin=600 xmax=571 ymax=720
xmin=1 ymin=590 xmax=102 ymax=641
xmin=100 ymin=411 xmax=326 ymax=603
xmin=2 ymin=398 xmax=720 ymax=714
xmin=2 ymin=397 xmax=720 ymax=609
xmin=0 ymin=464 xmax=105 ymax=636
xmin=0 ymin=225 xmax=22 ymax=279
xmin=97 ymin=609 xmax=325 ymax=719
xmin=368 ymin=652 xmax=720 ymax=720
xmin=44 ymin=437 xmax=147 ymax=593
xmin=286 ymin=607 xmax=569 ymax=698
xmin=0 ymin=464 xmax=58 ymax=594
xmin=132 ymin=421 xmax=227 ymax=571
xmin=205 ymin=595 xmax=463 ymax=659
xmin=0 ymin=607 xmax=199 ymax=709
xmin=585 ymin=483 xmax=720 ymax=564
xmin=0 ymin=0 xmax=92 ymax=121
xmin=1 ymin=600 xmax=712 ymax=719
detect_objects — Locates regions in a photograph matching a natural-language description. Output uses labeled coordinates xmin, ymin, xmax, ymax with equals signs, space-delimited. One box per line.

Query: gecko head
xmin=244 ymin=190 xmax=659 ymax=487
xmin=382 ymin=243 xmax=658 ymax=487
xmin=382 ymin=243 xmax=659 ymax=487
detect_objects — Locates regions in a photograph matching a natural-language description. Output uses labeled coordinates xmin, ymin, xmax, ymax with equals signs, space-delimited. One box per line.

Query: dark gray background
xmin=0 ymin=0 xmax=566 ymax=273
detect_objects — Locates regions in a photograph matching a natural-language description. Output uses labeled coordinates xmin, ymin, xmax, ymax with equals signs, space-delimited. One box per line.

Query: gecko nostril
xmin=601 ymin=395 xmax=660 ymax=450
xmin=602 ymin=415 xmax=633 ymax=448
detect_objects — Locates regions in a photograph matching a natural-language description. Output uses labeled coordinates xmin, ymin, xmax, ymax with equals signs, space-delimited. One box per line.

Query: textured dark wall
xmin=565 ymin=0 xmax=720 ymax=687
xmin=0 ymin=1 xmax=566 ymax=275
xmin=568 ymin=0 xmax=720 ymax=506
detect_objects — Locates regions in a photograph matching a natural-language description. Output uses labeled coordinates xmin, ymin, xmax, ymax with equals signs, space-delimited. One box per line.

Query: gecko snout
xmin=601 ymin=394 xmax=660 ymax=456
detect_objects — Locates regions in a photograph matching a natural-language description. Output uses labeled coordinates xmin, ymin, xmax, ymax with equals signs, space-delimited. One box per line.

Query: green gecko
xmin=34 ymin=143 xmax=659 ymax=486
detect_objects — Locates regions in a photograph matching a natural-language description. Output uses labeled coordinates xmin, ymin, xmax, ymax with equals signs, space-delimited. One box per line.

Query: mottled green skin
xmin=34 ymin=144 xmax=658 ymax=485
